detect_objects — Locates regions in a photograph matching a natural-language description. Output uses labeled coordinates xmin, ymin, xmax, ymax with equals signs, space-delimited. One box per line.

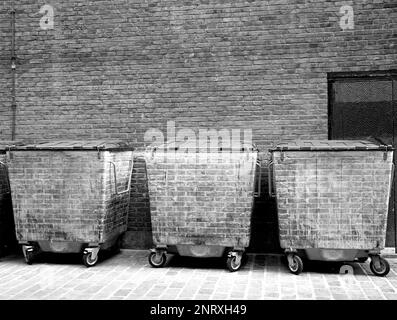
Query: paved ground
xmin=0 ymin=250 xmax=397 ymax=300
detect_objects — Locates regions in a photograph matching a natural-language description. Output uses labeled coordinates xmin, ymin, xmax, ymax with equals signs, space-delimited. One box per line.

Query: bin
xmin=0 ymin=143 xmax=17 ymax=257
xmin=269 ymin=140 xmax=394 ymax=276
xmin=145 ymin=142 xmax=260 ymax=271
xmin=7 ymin=140 xmax=134 ymax=267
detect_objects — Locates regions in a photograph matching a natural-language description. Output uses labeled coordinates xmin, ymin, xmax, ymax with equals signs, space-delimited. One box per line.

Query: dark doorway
xmin=328 ymin=70 xmax=397 ymax=249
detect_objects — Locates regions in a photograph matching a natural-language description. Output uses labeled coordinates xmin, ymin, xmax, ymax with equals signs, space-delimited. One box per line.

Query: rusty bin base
xmin=175 ymin=245 xmax=226 ymax=258
xmin=303 ymin=248 xmax=368 ymax=262
xmin=149 ymin=244 xmax=246 ymax=272
xmin=19 ymin=233 xmax=123 ymax=267
xmin=283 ymin=247 xmax=390 ymax=277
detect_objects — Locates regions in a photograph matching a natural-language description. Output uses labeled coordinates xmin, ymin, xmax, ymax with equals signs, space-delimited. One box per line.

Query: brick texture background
xmin=146 ymin=149 xmax=257 ymax=248
xmin=7 ymin=149 xmax=133 ymax=246
xmin=272 ymin=150 xmax=393 ymax=249
xmin=0 ymin=0 xmax=396 ymax=251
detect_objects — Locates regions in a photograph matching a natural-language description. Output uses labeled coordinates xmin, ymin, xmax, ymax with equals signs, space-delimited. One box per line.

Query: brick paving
xmin=0 ymin=250 xmax=396 ymax=300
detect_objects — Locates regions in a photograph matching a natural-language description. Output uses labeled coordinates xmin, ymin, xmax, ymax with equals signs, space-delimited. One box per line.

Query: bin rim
xmin=5 ymin=140 xmax=134 ymax=151
xmin=0 ymin=140 xmax=24 ymax=152
xmin=269 ymin=139 xmax=394 ymax=152
xmin=146 ymin=141 xmax=259 ymax=153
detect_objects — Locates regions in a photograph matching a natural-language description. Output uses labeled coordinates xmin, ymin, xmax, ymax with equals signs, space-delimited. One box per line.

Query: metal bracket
xmin=84 ymin=247 xmax=100 ymax=261
xmin=227 ymin=251 xmax=243 ymax=265
xmin=370 ymin=255 xmax=381 ymax=270
xmin=280 ymin=151 xmax=285 ymax=161
xmin=21 ymin=245 xmax=34 ymax=259
xmin=7 ymin=146 xmax=13 ymax=161
xmin=286 ymin=253 xmax=295 ymax=266
xmin=150 ymin=246 xmax=167 ymax=259
xmin=384 ymin=151 xmax=388 ymax=161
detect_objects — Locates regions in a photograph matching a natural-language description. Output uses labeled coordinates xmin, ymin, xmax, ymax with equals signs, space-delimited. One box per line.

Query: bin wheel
xmin=287 ymin=254 xmax=303 ymax=275
xmin=370 ymin=257 xmax=390 ymax=277
xmin=357 ymin=257 xmax=368 ymax=263
xmin=226 ymin=255 xmax=242 ymax=272
xmin=25 ymin=251 xmax=34 ymax=265
xmin=82 ymin=252 xmax=99 ymax=268
xmin=148 ymin=252 xmax=167 ymax=268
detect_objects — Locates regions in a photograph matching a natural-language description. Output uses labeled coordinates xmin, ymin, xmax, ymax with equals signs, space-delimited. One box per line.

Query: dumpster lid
xmin=148 ymin=141 xmax=258 ymax=152
xmin=269 ymin=140 xmax=394 ymax=152
xmin=7 ymin=140 xmax=134 ymax=151
xmin=0 ymin=140 xmax=24 ymax=153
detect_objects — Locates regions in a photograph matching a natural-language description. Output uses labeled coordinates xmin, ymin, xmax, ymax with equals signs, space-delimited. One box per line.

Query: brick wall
xmin=272 ymin=150 xmax=393 ymax=249
xmin=0 ymin=0 xmax=396 ymax=250
xmin=8 ymin=149 xmax=132 ymax=247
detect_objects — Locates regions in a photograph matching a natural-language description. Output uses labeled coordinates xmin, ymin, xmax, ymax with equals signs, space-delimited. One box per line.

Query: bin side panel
xmin=146 ymin=151 xmax=258 ymax=248
xmin=273 ymin=150 xmax=393 ymax=250
xmin=101 ymin=151 xmax=133 ymax=243
xmin=8 ymin=151 xmax=105 ymax=244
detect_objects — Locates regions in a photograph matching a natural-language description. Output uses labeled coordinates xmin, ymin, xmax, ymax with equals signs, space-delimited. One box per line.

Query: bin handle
xmin=389 ymin=163 xmax=395 ymax=199
xmin=254 ymin=159 xmax=261 ymax=198
xmin=0 ymin=160 xmax=11 ymax=193
xmin=109 ymin=160 xmax=133 ymax=195
xmin=268 ymin=159 xmax=276 ymax=198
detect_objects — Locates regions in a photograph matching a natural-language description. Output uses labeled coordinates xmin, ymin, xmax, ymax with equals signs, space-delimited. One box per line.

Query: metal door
xmin=329 ymin=71 xmax=397 ymax=248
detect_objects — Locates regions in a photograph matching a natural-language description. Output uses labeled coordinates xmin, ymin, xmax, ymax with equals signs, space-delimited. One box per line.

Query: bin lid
xmin=148 ymin=141 xmax=258 ymax=152
xmin=7 ymin=140 xmax=134 ymax=151
xmin=269 ymin=140 xmax=394 ymax=152
xmin=0 ymin=141 xmax=24 ymax=153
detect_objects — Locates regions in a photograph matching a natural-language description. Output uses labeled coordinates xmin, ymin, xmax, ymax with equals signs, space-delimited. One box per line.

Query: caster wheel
xmin=25 ymin=251 xmax=34 ymax=265
xmin=357 ymin=257 xmax=368 ymax=263
xmin=226 ymin=255 xmax=242 ymax=272
xmin=370 ymin=257 xmax=390 ymax=277
xmin=287 ymin=254 xmax=303 ymax=275
xmin=148 ymin=252 xmax=167 ymax=268
xmin=82 ymin=252 xmax=99 ymax=268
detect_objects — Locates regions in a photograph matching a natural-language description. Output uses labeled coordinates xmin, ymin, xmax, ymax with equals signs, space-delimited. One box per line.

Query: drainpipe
xmin=10 ymin=3 xmax=16 ymax=140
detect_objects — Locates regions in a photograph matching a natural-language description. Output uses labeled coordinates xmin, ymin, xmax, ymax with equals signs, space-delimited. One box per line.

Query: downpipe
xmin=10 ymin=3 xmax=17 ymax=140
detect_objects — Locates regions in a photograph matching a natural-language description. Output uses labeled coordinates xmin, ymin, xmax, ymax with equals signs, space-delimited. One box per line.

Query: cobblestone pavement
xmin=0 ymin=250 xmax=396 ymax=300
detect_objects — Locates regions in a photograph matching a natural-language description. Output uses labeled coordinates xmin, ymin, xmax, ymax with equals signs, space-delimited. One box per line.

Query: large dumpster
xmin=0 ymin=143 xmax=17 ymax=258
xmin=7 ymin=140 xmax=134 ymax=267
xmin=269 ymin=140 xmax=394 ymax=276
xmin=145 ymin=142 xmax=260 ymax=271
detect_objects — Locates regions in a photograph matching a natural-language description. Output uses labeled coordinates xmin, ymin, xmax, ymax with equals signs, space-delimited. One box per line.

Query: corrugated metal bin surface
xmin=145 ymin=143 xmax=258 ymax=248
xmin=7 ymin=140 xmax=134 ymax=247
xmin=270 ymin=140 xmax=394 ymax=250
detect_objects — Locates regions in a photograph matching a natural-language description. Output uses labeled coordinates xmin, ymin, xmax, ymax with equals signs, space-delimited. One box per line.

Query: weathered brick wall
xmin=145 ymin=150 xmax=257 ymax=248
xmin=272 ymin=150 xmax=393 ymax=249
xmin=8 ymin=149 xmax=132 ymax=245
xmin=0 ymin=0 xmax=396 ymax=250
